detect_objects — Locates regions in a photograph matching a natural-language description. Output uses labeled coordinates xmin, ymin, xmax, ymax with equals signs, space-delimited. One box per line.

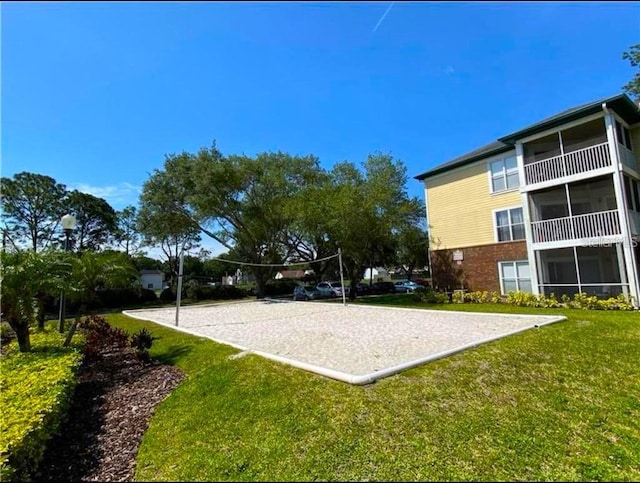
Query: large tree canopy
xmin=1 ymin=172 xmax=67 ymax=252
xmin=139 ymin=142 xmax=425 ymax=298
xmin=139 ymin=143 xmax=322 ymax=296
xmin=313 ymin=153 xmax=424 ymax=298
xmin=63 ymin=190 xmax=119 ymax=252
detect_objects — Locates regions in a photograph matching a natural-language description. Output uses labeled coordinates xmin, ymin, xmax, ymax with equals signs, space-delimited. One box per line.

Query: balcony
xmin=629 ymin=210 xmax=640 ymax=236
xmin=524 ymin=142 xmax=611 ymax=186
xmin=531 ymin=209 xmax=621 ymax=244
xmin=619 ymin=144 xmax=638 ymax=171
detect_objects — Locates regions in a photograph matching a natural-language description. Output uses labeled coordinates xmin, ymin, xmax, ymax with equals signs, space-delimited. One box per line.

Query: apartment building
xmin=415 ymin=93 xmax=640 ymax=304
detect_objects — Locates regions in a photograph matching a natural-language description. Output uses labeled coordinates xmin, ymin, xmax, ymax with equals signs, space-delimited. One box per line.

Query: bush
xmin=0 ymin=330 xmax=83 ymax=482
xmin=185 ymin=280 xmax=201 ymax=300
xmin=264 ymin=280 xmax=298 ymax=297
xmin=212 ymin=285 xmax=246 ymax=300
xmin=412 ymin=287 xmax=450 ymax=304
xmin=159 ymin=287 xmax=176 ymax=303
xmin=139 ymin=288 xmax=158 ymax=303
xmin=452 ymin=290 xmax=634 ymax=311
xmin=130 ymin=327 xmax=158 ymax=363
xmin=78 ymin=314 xmax=130 ymax=362
xmin=94 ymin=287 xmax=142 ymax=308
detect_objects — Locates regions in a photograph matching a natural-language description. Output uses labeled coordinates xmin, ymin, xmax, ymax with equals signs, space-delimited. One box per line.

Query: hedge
xmin=0 ymin=330 xmax=83 ymax=481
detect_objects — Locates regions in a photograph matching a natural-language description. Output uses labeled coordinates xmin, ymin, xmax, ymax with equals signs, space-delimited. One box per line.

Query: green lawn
xmin=108 ymin=299 xmax=640 ymax=482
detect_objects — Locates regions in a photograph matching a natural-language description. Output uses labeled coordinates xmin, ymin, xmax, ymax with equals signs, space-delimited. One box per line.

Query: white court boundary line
xmin=123 ymin=301 xmax=567 ymax=385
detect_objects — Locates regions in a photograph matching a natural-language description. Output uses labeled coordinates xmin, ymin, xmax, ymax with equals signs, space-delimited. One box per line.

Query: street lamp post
xmin=58 ymin=214 xmax=77 ymax=333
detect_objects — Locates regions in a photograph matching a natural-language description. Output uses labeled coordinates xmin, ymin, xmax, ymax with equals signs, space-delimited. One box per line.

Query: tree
xmin=429 ymin=238 xmax=464 ymax=292
xmin=308 ymin=153 xmax=423 ymax=299
xmin=622 ymin=43 xmax=640 ymax=101
xmin=1 ymin=172 xmax=67 ymax=252
xmin=139 ymin=143 xmax=322 ymax=297
xmin=115 ymin=205 xmax=144 ymax=256
xmin=61 ymin=190 xmax=119 ymax=252
xmin=131 ymin=254 xmax=164 ymax=271
xmin=0 ymin=250 xmax=71 ymax=352
xmin=202 ymin=252 xmax=240 ymax=282
xmin=394 ymin=221 xmax=429 ymax=281
xmin=137 ymin=164 xmax=202 ymax=287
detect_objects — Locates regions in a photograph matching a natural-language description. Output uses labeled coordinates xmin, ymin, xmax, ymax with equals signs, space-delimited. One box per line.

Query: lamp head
xmin=61 ymin=214 xmax=77 ymax=231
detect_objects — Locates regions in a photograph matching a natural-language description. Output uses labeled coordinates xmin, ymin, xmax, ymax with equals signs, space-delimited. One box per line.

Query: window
xmin=495 ymin=207 xmax=525 ymax=242
xmin=616 ymin=121 xmax=633 ymax=151
xmin=499 ymin=261 xmax=532 ymax=294
xmin=490 ymin=155 xmax=519 ymax=193
xmin=624 ymin=175 xmax=640 ymax=212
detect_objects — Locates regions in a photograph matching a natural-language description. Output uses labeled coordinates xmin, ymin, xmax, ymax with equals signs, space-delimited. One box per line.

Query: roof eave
xmin=414 ymin=145 xmax=512 ymax=181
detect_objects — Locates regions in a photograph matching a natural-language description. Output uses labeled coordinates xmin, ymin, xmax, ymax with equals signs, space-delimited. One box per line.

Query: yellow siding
xmin=425 ymin=159 xmax=522 ymax=249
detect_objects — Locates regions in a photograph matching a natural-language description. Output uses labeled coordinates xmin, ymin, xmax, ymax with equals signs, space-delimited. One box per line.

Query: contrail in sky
xmin=372 ymin=2 xmax=395 ymax=33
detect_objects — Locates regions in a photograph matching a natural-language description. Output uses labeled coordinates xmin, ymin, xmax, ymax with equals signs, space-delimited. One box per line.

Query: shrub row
xmin=412 ymin=287 xmax=451 ymax=304
xmin=0 ymin=331 xmax=83 ymax=482
xmin=41 ymin=287 xmax=158 ymax=313
xmin=451 ymin=290 xmax=635 ymax=310
xmin=166 ymin=283 xmax=248 ymax=302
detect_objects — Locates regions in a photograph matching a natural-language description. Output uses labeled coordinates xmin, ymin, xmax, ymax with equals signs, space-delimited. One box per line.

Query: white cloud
xmin=72 ymin=182 xmax=141 ymax=210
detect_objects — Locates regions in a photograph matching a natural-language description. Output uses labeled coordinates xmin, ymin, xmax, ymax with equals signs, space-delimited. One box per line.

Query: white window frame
xmin=488 ymin=154 xmax=520 ymax=194
xmin=498 ymin=260 xmax=532 ymax=294
xmin=493 ymin=205 xmax=525 ymax=243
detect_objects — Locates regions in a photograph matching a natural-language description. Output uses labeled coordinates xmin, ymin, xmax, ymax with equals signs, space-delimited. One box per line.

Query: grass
xmin=107 ymin=298 xmax=640 ymax=482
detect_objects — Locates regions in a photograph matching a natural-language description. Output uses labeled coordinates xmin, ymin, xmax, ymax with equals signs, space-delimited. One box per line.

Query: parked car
xmin=316 ymin=281 xmax=348 ymax=298
xmin=414 ymin=278 xmax=431 ymax=288
xmin=370 ymin=281 xmax=397 ymax=294
xmin=293 ymin=285 xmax=323 ymax=301
xmin=355 ymin=282 xmax=371 ymax=295
xmin=394 ymin=280 xmax=422 ymax=293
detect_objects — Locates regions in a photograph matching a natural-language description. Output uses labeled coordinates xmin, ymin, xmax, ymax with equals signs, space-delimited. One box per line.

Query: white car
xmin=316 ymin=281 xmax=348 ymax=298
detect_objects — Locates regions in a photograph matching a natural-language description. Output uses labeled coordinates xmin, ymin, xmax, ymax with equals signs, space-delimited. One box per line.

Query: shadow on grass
xmin=152 ymin=344 xmax=195 ymax=366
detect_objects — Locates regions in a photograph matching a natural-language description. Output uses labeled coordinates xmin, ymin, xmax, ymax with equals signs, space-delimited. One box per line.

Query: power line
xmin=206 ymin=253 xmax=340 ymax=268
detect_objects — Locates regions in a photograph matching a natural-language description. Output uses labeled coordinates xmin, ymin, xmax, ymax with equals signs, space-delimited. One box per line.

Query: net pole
xmin=175 ymin=249 xmax=184 ymax=326
xmin=338 ymin=247 xmax=346 ymax=306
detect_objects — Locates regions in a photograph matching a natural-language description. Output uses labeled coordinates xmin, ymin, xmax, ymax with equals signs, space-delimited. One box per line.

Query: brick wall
xmin=431 ymin=241 xmax=528 ymax=292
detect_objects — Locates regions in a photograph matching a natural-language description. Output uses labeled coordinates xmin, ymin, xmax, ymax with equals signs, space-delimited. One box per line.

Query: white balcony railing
xmin=524 ymin=142 xmax=611 ymax=185
xmin=618 ymin=144 xmax=637 ymax=171
xmin=531 ymin=209 xmax=621 ymax=244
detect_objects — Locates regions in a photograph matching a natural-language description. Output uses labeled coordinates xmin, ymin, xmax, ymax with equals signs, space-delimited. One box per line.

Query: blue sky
xmin=2 ymin=1 xmax=638 ymax=254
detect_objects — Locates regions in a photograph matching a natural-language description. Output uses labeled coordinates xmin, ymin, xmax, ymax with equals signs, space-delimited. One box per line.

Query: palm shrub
xmin=63 ymin=251 xmax=139 ymax=346
xmin=0 ymin=250 xmax=71 ymax=352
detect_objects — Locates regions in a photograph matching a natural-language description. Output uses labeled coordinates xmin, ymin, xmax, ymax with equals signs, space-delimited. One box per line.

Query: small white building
xmin=139 ymin=269 xmax=164 ymax=290
xmin=363 ymin=267 xmax=389 ymax=281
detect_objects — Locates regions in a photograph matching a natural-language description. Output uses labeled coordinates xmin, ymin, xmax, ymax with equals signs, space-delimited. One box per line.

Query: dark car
xmin=293 ymin=285 xmax=323 ymax=301
xmin=355 ymin=283 xmax=371 ymax=295
xmin=370 ymin=281 xmax=397 ymax=294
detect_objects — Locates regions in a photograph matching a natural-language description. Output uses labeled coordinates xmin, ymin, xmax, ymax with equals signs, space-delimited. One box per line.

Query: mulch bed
xmin=35 ymin=345 xmax=184 ymax=482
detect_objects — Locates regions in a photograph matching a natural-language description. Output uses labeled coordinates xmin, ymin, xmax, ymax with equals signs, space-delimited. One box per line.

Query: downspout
xmin=602 ymin=102 xmax=640 ymax=306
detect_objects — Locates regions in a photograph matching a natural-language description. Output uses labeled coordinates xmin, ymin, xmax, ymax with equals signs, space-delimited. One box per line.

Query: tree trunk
xmin=63 ymin=306 xmax=85 ymax=347
xmin=13 ymin=321 xmax=31 ymax=352
xmin=348 ymin=267 xmax=358 ymax=300
xmin=36 ymin=296 xmax=46 ymax=331
xmin=254 ymin=274 xmax=268 ymax=299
